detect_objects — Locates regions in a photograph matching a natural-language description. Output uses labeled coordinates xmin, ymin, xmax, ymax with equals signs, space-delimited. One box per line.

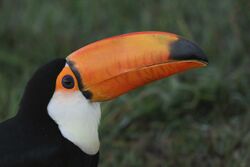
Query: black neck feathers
xmin=18 ymin=59 xmax=66 ymax=121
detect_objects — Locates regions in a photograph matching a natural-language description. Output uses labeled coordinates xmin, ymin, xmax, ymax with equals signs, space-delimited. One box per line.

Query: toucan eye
xmin=62 ymin=75 xmax=75 ymax=89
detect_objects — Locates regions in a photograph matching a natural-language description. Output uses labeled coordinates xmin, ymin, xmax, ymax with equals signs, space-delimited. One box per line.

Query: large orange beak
xmin=66 ymin=31 xmax=208 ymax=102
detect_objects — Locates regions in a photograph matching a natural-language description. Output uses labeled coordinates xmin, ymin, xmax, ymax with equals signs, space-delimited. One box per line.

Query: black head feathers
xmin=18 ymin=59 xmax=66 ymax=118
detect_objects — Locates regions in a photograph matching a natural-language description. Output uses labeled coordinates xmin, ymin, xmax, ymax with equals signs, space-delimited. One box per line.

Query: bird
xmin=0 ymin=31 xmax=208 ymax=167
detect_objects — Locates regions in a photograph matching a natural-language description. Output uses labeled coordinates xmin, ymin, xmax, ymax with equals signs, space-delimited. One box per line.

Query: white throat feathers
xmin=47 ymin=91 xmax=101 ymax=155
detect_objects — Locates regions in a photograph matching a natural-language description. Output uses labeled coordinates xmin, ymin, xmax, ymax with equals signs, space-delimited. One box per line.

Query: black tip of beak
xmin=170 ymin=38 xmax=208 ymax=64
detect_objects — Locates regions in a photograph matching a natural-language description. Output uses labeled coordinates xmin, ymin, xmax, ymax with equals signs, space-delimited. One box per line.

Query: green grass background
xmin=0 ymin=0 xmax=249 ymax=166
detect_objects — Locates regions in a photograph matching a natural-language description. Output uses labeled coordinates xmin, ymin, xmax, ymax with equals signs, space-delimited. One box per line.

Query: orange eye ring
xmin=56 ymin=66 xmax=79 ymax=92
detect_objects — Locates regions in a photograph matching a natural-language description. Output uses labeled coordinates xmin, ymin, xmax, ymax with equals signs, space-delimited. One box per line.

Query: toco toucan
xmin=0 ymin=32 xmax=208 ymax=167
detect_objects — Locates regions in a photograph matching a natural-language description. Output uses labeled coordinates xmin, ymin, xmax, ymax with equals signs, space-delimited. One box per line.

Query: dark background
xmin=0 ymin=0 xmax=249 ymax=166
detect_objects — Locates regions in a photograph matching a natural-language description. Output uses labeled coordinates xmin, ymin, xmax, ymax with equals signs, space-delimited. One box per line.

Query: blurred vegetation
xmin=0 ymin=0 xmax=250 ymax=166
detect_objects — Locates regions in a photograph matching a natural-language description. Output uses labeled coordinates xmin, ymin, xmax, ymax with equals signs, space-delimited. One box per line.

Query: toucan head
xmin=23 ymin=32 xmax=207 ymax=155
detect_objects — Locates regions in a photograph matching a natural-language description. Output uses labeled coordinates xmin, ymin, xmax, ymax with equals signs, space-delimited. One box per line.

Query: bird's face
xmin=47 ymin=31 xmax=208 ymax=155
xmin=48 ymin=63 xmax=101 ymax=155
